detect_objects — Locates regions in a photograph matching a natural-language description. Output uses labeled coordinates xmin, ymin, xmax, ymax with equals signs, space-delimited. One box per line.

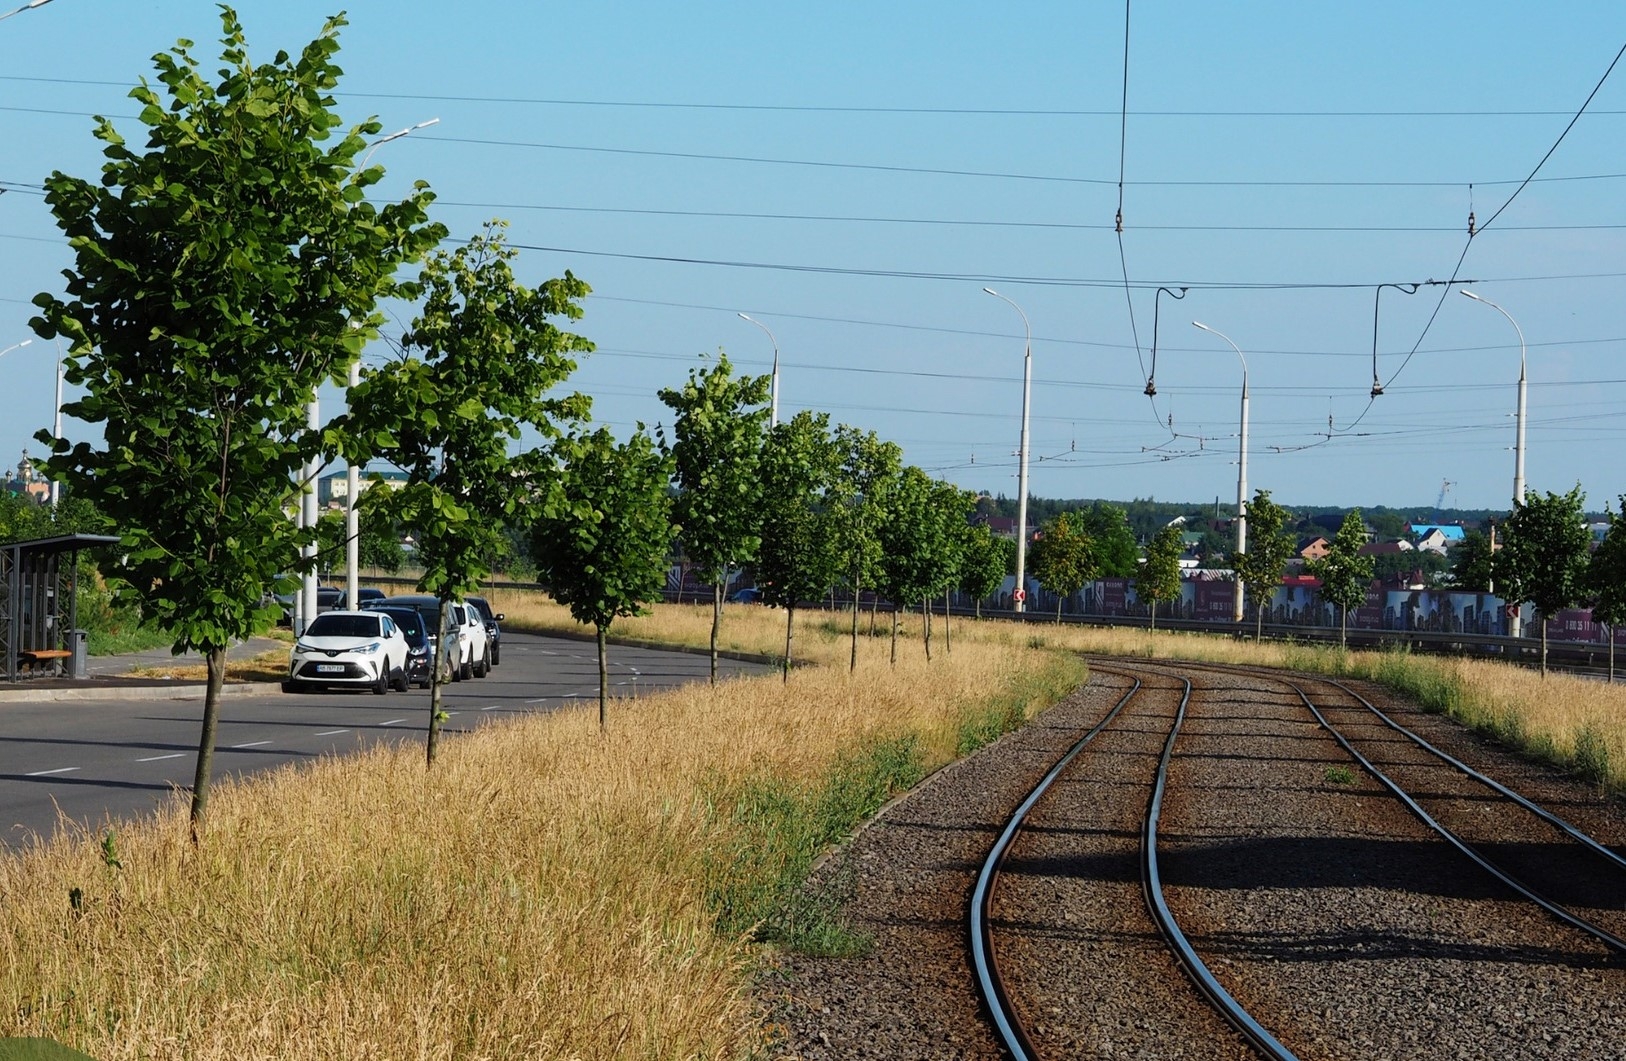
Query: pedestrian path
xmin=1 ymin=636 xmax=287 ymax=702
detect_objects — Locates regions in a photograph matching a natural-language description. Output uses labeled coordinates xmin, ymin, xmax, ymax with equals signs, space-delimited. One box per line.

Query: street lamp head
xmin=1460 ymin=289 xmax=1485 ymax=303
xmin=982 ymin=287 xmax=999 ymax=297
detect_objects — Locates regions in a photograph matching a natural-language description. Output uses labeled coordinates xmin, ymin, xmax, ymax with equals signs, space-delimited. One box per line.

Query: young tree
xmin=343 ymin=223 xmax=592 ymax=763
xmin=922 ymin=480 xmax=974 ymax=659
xmin=1028 ymin=512 xmax=1097 ymax=622
xmin=657 ymin=353 xmax=771 ymax=682
xmin=1231 ymin=489 xmax=1297 ymax=641
xmin=530 ymin=427 xmax=673 ymax=727
xmin=1308 ymin=509 xmax=1374 ymax=649
xmin=1077 ymin=503 xmax=1139 ymax=577
xmin=829 ymin=426 xmax=902 ymax=671
xmin=756 ymin=411 xmax=842 ymax=681
xmin=30 ymin=10 xmax=442 ymax=836
xmin=873 ymin=466 xmax=949 ymax=664
xmin=1449 ymin=527 xmax=1499 ymax=592
xmin=1138 ymin=523 xmax=1185 ymax=631
xmin=957 ymin=523 xmax=1010 ymax=620
xmin=1588 ymin=498 xmax=1626 ymax=683
xmin=1497 ymin=486 xmax=1592 ymax=677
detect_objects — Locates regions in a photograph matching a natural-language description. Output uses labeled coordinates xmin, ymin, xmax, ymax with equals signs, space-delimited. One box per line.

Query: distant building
xmin=318 ymin=468 xmax=410 ymax=507
xmin=2 ymin=451 xmax=50 ymax=505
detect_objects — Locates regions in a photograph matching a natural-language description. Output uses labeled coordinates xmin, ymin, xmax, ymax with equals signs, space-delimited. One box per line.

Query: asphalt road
xmin=0 ymin=632 xmax=769 ymax=850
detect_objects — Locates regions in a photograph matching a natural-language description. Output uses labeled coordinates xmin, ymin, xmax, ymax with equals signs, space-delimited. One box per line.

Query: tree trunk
xmin=1150 ymin=599 xmax=1157 ymax=631
xmin=783 ymin=604 xmax=795 ymax=683
xmin=709 ymin=581 xmax=721 ymax=683
xmin=975 ymin=596 xmax=982 ymax=620
xmin=944 ymin=590 xmax=952 ymax=654
xmin=869 ymin=595 xmax=879 ymax=636
xmin=1255 ymin=601 xmax=1265 ymax=642
xmin=1609 ymin=624 xmax=1615 ymax=684
xmin=188 ymin=645 xmax=229 ymax=843
xmin=427 ymin=598 xmax=452 ymax=766
xmin=1340 ymin=604 xmax=1348 ymax=650
xmin=849 ymin=570 xmax=861 ymax=673
xmin=923 ymin=596 xmax=932 ymax=662
xmin=597 ymin=623 xmax=609 ymax=728
xmin=889 ymin=607 xmax=899 ymax=666
xmin=1055 ymin=593 xmax=1063 ymax=623
xmin=1540 ymin=613 xmax=1549 ymax=678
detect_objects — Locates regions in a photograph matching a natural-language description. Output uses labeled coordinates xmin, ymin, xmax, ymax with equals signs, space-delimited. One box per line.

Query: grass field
xmin=3 ymin=595 xmax=1620 ymax=1059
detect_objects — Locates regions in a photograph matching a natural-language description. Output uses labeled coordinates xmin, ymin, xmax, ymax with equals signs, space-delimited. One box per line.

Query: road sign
xmin=1013 ymin=588 xmax=1026 ymax=603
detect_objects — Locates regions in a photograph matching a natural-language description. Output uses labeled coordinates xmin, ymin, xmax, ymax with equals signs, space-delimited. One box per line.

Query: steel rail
xmin=1143 ymin=655 xmax=1626 ymax=875
xmin=1290 ymin=682 xmax=1626 ymax=954
xmin=968 ymin=673 xmax=1140 ymax=1061
xmin=1316 ymin=673 xmax=1626 ymax=874
xmin=1137 ymin=672 xmax=1303 ymax=1061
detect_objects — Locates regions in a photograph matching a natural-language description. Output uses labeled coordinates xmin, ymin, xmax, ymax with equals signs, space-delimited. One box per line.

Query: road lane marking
xmin=135 ymin=753 xmax=185 ymax=763
xmin=315 ymin=729 xmax=348 ymax=736
xmin=25 ymin=767 xmax=79 ymax=777
xmin=231 ymin=740 xmax=271 ymax=749
xmin=378 ymin=718 xmax=406 ymax=726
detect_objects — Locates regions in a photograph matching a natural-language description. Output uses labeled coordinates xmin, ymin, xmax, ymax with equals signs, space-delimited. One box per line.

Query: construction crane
xmin=1434 ymin=479 xmax=1454 ymax=522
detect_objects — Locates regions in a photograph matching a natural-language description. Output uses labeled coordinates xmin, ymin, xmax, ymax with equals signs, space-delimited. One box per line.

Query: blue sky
xmin=2 ymin=2 xmax=1623 ymax=514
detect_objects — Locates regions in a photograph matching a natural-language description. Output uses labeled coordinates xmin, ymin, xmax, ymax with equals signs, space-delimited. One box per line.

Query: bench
xmin=17 ymin=648 xmax=72 ymax=676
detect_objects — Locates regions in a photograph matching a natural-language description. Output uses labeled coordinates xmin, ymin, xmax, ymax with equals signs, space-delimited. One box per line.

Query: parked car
xmin=448 ymin=601 xmax=492 ymax=680
xmin=465 ymin=595 xmax=505 ymax=666
xmin=270 ymin=584 xmax=348 ymax=626
xmin=384 ymin=595 xmax=490 ymax=681
xmin=335 ymin=587 xmax=387 ymax=610
xmin=361 ymin=603 xmax=450 ymax=688
xmin=285 ymin=609 xmax=409 ymax=694
xmin=728 ymin=586 xmax=763 ymax=604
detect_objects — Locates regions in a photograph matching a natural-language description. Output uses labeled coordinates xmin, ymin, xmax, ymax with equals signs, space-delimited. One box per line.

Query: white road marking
xmin=231 ymin=740 xmax=271 ymax=749
xmin=315 ymin=729 xmax=348 ymax=737
xmin=135 ymin=753 xmax=185 ymax=763
xmin=26 ymin=767 xmax=79 ymax=777
xmin=378 ymin=718 xmax=406 ymax=726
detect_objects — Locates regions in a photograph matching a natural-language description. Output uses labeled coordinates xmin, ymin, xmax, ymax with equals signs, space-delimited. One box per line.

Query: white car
xmin=447 ymin=601 xmax=491 ymax=680
xmin=286 ymin=610 xmax=410 ymax=694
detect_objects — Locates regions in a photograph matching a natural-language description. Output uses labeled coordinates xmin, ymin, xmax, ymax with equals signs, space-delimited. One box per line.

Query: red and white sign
xmin=1013 ymin=588 xmax=1026 ymax=603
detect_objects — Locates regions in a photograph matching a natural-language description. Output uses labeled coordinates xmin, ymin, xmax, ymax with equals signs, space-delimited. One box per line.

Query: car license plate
xmin=316 ymin=664 xmax=344 ymax=674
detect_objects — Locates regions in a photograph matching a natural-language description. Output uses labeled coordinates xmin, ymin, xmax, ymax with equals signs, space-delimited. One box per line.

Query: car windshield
xmin=369 ymin=608 xmax=424 ymax=638
xmin=306 ymin=614 xmax=381 ymax=639
xmin=468 ymin=597 xmax=494 ymax=621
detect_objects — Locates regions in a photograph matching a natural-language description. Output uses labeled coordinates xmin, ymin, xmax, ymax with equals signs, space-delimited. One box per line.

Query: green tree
xmin=530 ymin=427 xmax=673 ymax=727
xmin=1497 ymin=486 xmax=1592 ymax=677
xmin=1587 ymin=499 xmax=1626 ymax=682
xmin=1137 ymin=523 xmax=1184 ymax=630
xmin=1077 ymin=503 xmax=1139 ymax=577
xmin=1232 ymin=489 xmax=1297 ymax=641
xmin=30 ymin=10 xmax=442 ymax=835
xmin=657 ymin=353 xmax=771 ymax=682
xmin=829 ymin=426 xmax=902 ymax=671
xmin=873 ymin=467 xmax=947 ymax=664
xmin=1449 ymin=527 xmax=1499 ymax=592
xmin=344 ymin=223 xmax=592 ymax=762
xmin=756 ymin=411 xmax=842 ymax=681
xmin=1308 ymin=509 xmax=1374 ymax=649
xmin=958 ymin=524 xmax=1011 ymax=619
xmin=1028 ymin=512 xmax=1097 ymax=622
xmin=922 ymin=480 xmax=974 ymax=658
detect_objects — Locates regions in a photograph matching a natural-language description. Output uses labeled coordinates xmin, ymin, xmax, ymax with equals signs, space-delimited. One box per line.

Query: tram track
xmin=764 ymin=655 xmax=1626 ymax=1060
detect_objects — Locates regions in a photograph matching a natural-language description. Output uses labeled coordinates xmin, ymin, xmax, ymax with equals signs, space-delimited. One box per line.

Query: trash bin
xmin=70 ymin=629 xmax=89 ymax=679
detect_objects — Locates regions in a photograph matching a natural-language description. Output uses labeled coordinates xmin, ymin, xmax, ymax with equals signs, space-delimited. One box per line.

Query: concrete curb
xmin=0 ymin=681 xmax=284 ymax=704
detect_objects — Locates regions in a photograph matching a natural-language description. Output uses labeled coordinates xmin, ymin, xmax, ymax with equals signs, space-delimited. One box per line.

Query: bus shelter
xmin=1 ymin=532 xmax=119 ymax=682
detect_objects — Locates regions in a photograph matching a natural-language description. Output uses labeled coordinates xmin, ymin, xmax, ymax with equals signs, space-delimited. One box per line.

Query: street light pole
xmin=1192 ymin=321 xmax=1249 ymax=624
xmin=0 ymin=0 xmax=53 ymax=22
xmin=1460 ymin=290 xmax=1526 ymax=507
xmin=984 ymin=287 xmax=1032 ymax=614
xmin=333 ymin=117 xmax=440 ymax=609
xmin=736 ymin=312 xmax=780 ymax=427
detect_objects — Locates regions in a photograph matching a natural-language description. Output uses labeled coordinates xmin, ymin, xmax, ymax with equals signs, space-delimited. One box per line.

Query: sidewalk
xmin=0 ymin=637 xmax=287 ymax=703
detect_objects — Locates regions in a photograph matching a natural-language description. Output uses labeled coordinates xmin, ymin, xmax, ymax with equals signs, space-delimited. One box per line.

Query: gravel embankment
xmin=759 ymin=659 xmax=1626 ymax=1060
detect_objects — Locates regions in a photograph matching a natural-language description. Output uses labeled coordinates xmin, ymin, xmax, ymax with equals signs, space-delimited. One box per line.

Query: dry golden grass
xmin=127 ymin=649 xmax=289 ymax=685
xmin=0 ymin=603 xmax=1071 ymax=1060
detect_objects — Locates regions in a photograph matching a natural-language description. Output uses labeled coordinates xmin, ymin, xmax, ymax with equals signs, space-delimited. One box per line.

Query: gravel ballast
xmin=759 ymin=658 xmax=1626 ymax=1060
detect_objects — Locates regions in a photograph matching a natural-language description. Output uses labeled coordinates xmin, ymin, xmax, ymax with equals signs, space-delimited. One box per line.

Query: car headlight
xmin=293 ymin=642 xmax=313 ymax=655
xmin=409 ymin=645 xmax=427 ymax=657
xmin=353 ymin=642 xmax=382 ymax=655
